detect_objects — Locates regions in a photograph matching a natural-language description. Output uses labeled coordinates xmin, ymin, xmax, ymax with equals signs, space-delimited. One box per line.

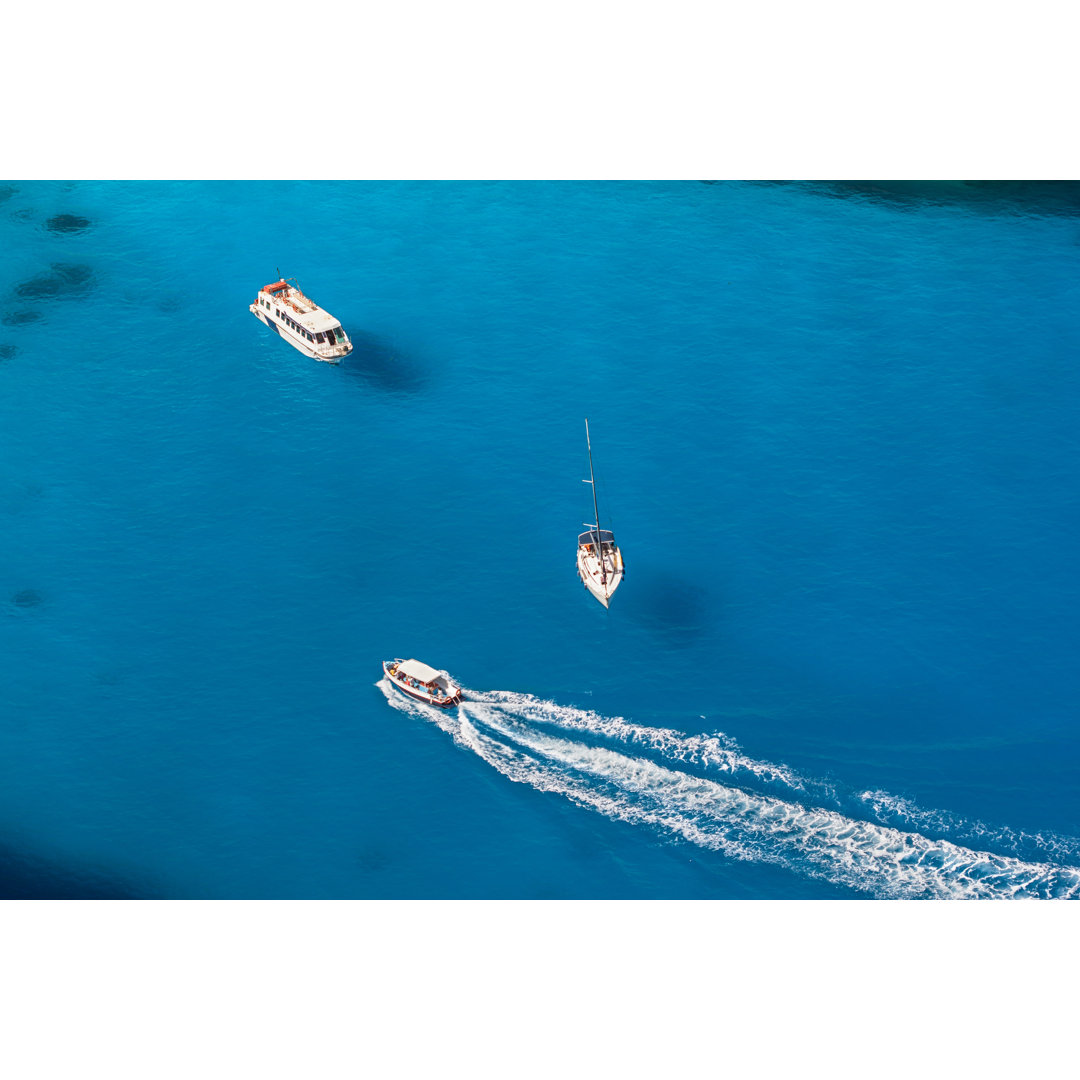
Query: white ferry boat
xmin=250 ymin=277 xmax=352 ymax=362
xmin=383 ymin=658 xmax=463 ymax=709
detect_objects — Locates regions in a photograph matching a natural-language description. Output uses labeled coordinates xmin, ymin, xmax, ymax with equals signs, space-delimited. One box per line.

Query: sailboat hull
xmin=577 ymin=546 xmax=624 ymax=608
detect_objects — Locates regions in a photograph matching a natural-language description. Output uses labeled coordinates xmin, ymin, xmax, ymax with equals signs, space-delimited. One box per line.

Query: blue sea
xmin=3 ymin=179 xmax=1080 ymax=900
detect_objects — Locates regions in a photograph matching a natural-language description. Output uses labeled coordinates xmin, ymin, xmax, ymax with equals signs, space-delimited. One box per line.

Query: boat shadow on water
xmin=340 ymin=331 xmax=428 ymax=395
xmin=619 ymin=567 xmax=712 ymax=645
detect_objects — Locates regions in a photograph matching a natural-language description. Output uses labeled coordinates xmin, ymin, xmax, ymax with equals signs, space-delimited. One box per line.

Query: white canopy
xmin=397 ymin=659 xmax=441 ymax=683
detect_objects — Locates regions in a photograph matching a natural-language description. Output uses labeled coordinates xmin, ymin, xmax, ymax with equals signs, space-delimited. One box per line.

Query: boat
xmin=250 ymin=276 xmax=353 ymax=362
xmin=576 ymin=418 xmax=624 ymax=608
xmin=383 ymin=658 xmax=463 ymax=708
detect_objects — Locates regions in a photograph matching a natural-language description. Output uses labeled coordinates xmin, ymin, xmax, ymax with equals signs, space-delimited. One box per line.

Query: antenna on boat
xmin=585 ymin=418 xmax=607 ymax=586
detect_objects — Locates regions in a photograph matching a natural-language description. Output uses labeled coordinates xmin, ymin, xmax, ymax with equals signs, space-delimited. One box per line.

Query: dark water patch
xmin=0 ymin=185 xmax=16 ymax=203
xmin=2 ymin=309 xmax=42 ymax=326
xmin=158 ymin=296 xmax=183 ymax=314
xmin=356 ymin=843 xmax=391 ymax=872
xmin=0 ymin=838 xmax=154 ymax=899
xmin=54 ymin=263 xmax=93 ymax=287
xmin=768 ymin=180 xmax=1080 ymax=217
xmin=11 ymin=588 xmax=44 ymax=609
xmin=45 ymin=213 xmax=92 ymax=233
xmin=0 ymin=344 xmax=17 ymax=360
xmin=623 ymin=569 xmax=710 ymax=643
xmin=16 ymin=262 xmax=95 ymax=301
xmin=341 ymin=331 xmax=428 ymax=395
xmin=1 ymin=483 xmax=46 ymax=516
xmin=10 ymin=207 xmax=34 ymax=222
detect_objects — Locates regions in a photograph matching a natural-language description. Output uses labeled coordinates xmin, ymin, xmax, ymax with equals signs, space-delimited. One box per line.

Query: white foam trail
xmin=856 ymin=789 xmax=1080 ymax=864
xmin=377 ymin=681 xmax=1080 ymax=898
xmin=470 ymin=689 xmax=832 ymax=796
xmin=469 ymin=689 xmax=1080 ymax=864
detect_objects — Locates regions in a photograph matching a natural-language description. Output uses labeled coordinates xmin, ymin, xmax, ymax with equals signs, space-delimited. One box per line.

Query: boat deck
xmin=277 ymin=290 xmax=316 ymax=315
xmin=261 ymin=286 xmax=341 ymax=334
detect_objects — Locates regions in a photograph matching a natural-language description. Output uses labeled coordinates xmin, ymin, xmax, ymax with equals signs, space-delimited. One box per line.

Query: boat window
xmin=315 ymin=332 xmax=325 ymax=344
xmin=334 ymin=328 xmax=346 ymax=343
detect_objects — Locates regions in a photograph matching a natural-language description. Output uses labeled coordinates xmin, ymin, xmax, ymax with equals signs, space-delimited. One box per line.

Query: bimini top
xmin=579 ymin=529 xmax=615 ymax=546
xmin=397 ymin=659 xmax=442 ymax=683
xmin=262 ymin=280 xmax=290 ymax=295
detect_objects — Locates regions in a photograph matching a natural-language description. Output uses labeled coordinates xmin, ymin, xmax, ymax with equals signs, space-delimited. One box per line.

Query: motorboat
xmin=383 ymin=658 xmax=462 ymax=708
xmin=576 ymin=419 xmax=624 ymax=608
xmin=250 ymin=276 xmax=352 ymax=362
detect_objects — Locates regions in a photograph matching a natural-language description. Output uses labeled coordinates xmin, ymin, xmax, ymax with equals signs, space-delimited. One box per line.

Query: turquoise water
xmin=2 ymin=180 xmax=1079 ymax=898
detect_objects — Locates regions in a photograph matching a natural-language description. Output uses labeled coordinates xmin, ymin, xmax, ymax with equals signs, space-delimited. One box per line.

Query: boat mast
xmin=585 ymin=418 xmax=607 ymax=586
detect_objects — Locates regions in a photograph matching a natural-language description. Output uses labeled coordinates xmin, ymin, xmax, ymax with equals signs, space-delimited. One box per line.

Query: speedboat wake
xmin=377 ymin=681 xmax=1080 ymax=899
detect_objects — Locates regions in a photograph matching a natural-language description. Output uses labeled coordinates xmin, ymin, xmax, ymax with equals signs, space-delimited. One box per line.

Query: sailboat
xmin=576 ymin=418 xmax=624 ymax=608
